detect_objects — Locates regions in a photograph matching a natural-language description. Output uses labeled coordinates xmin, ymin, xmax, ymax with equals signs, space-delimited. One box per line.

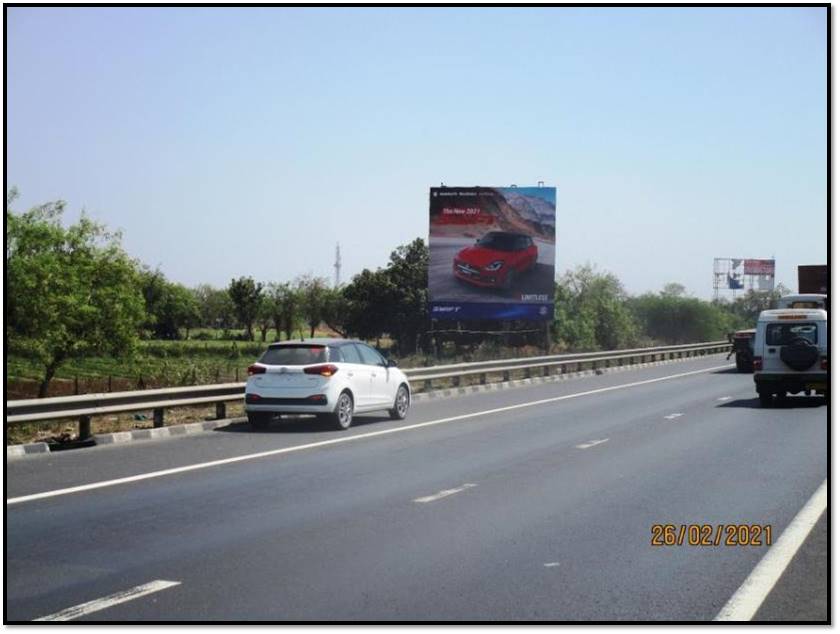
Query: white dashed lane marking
xmin=34 ymin=580 xmax=181 ymax=621
xmin=575 ymin=438 xmax=609 ymax=450
xmin=414 ymin=483 xmax=477 ymax=504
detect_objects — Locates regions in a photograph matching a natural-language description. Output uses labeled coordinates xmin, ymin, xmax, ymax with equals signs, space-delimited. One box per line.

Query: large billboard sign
xmin=713 ymin=257 xmax=776 ymax=296
xmin=428 ymin=186 xmax=556 ymax=320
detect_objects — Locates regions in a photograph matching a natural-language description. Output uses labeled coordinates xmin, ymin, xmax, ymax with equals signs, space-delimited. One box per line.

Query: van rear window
xmin=260 ymin=345 xmax=326 ymax=366
xmin=765 ymin=323 xmax=817 ymax=346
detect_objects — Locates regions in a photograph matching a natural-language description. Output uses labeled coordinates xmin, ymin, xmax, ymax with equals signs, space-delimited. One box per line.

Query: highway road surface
xmin=5 ymin=355 xmax=828 ymax=622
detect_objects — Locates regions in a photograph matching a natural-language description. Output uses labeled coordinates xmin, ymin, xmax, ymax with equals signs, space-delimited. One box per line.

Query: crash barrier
xmin=6 ymin=341 xmax=729 ymax=439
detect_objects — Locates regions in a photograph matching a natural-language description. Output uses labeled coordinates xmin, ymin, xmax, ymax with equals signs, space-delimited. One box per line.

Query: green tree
xmin=194 ymin=284 xmax=236 ymax=332
xmin=138 ymin=269 xmax=199 ymax=339
xmin=342 ymin=268 xmax=395 ymax=343
xmin=629 ymin=294 xmax=738 ymax=344
xmin=6 ymin=194 xmax=145 ymax=396
xmin=228 ymin=277 xmax=263 ymax=341
xmin=297 ymin=274 xmax=330 ymax=338
xmin=719 ymin=284 xmax=792 ymax=328
xmin=661 ymin=282 xmax=688 ymax=298
xmin=256 ymin=294 xmax=273 ymax=342
xmin=553 ymin=265 xmax=638 ymax=350
xmin=265 ymin=282 xmax=302 ymax=340
xmin=383 ymin=238 xmax=429 ymax=354
xmin=320 ymin=286 xmax=350 ymax=338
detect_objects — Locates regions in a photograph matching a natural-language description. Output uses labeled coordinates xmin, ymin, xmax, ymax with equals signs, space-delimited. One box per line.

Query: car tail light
xmin=245 ymin=393 xmax=261 ymax=403
xmin=753 ymin=357 xmax=763 ymax=371
xmin=307 ymin=394 xmax=328 ymax=405
xmin=247 ymin=364 xmax=266 ymax=375
xmin=305 ymin=364 xmax=339 ymax=377
xmin=821 ymin=356 xmax=828 ymax=371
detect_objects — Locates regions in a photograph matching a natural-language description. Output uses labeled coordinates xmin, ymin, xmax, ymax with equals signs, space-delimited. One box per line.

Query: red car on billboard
xmin=453 ymin=231 xmax=538 ymax=289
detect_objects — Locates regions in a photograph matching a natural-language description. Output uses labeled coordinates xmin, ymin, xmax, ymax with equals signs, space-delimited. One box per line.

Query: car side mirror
xmin=387 ymin=359 xmax=398 ymax=368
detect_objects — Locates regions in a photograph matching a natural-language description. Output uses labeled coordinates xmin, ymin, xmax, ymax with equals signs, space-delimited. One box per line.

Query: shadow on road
xmin=215 ymin=414 xmax=394 ymax=434
xmin=718 ymin=396 xmax=827 ymax=409
xmin=710 ymin=367 xmax=743 ymax=375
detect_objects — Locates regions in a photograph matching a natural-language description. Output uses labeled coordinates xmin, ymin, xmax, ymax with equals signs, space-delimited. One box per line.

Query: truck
xmin=798 ymin=264 xmax=827 ymax=295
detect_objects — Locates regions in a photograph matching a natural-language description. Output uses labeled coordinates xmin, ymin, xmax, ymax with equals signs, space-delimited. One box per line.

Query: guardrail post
xmin=479 ymin=373 xmax=487 ymax=385
xmin=78 ymin=415 xmax=91 ymax=440
xmin=216 ymin=402 xmax=226 ymax=420
xmin=452 ymin=376 xmax=460 ymax=388
xmin=543 ymin=365 xmax=550 ymax=377
xmin=153 ymin=408 xmax=164 ymax=428
xmin=424 ymin=379 xmax=432 ymax=392
xmin=502 ymin=370 xmax=510 ymax=382
xmin=524 ymin=367 xmax=531 ymax=379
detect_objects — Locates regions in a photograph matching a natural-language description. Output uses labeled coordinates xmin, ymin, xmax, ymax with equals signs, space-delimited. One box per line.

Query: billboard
xmin=713 ymin=258 xmax=775 ymax=297
xmin=428 ymin=186 xmax=556 ymax=320
xmin=744 ymin=259 xmax=776 ymax=276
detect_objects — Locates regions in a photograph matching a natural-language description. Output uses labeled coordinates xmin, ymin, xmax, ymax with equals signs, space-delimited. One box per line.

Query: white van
xmin=753 ymin=309 xmax=828 ymax=406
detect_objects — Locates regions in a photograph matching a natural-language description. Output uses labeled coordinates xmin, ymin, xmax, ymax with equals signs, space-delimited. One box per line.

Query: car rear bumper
xmin=245 ymin=402 xmax=334 ymax=414
xmin=754 ymin=373 xmax=827 ymax=393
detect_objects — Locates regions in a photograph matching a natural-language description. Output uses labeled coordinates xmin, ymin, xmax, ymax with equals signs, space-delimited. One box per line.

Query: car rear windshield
xmin=765 ymin=323 xmax=818 ymax=346
xmin=477 ymin=233 xmax=524 ymax=251
xmin=259 ymin=345 xmax=327 ymax=366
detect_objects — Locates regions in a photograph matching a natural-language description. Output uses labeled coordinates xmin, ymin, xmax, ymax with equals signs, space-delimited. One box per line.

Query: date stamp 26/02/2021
xmin=651 ymin=524 xmax=772 ymax=547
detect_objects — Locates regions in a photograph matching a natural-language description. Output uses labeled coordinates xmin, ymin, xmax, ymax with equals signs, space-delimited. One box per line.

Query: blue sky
xmin=6 ymin=7 xmax=827 ymax=297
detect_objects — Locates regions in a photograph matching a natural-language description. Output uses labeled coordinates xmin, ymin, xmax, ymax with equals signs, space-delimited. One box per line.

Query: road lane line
xmin=663 ymin=413 xmax=684 ymax=420
xmin=543 ymin=562 xmax=561 ymax=568
xmin=575 ymin=438 xmax=609 ymax=449
xmin=714 ymin=479 xmax=827 ymax=621
xmin=33 ymin=580 xmax=181 ymax=621
xmin=414 ymin=483 xmax=476 ymax=503
xmin=717 ymin=396 xmax=732 ymax=401
xmin=7 ymin=363 xmax=733 ymax=506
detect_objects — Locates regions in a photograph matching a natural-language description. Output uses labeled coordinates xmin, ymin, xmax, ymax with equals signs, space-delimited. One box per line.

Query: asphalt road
xmin=429 ymin=238 xmax=554 ymax=303
xmin=5 ymin=355 xmax=828 ymax=622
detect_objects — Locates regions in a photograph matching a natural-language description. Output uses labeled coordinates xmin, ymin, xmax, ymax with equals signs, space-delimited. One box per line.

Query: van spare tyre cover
xmin=780 ymin=337 xmax=819 ymax=371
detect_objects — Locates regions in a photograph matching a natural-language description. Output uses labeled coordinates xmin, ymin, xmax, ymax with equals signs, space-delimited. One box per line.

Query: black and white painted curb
xmin=93 ymin=419 xmax=240 ymax=445
xmin=6 ymin=442 xmax=51 ymax=459
xmin=6 ymin=353 xmax=729 ymax=456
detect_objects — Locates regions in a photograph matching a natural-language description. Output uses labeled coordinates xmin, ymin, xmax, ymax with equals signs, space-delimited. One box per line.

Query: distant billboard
xmin=713 ymin=258 xmax=775 ymax=297
xmin=744 ymin=259 xmax=776 ymax=276
xmin=428 ymin=186 xmax=556 ymax=320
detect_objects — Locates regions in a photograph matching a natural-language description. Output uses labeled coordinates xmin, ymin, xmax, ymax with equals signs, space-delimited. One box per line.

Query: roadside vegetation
xmin=7 ymin=191 xmax=787 ymax=404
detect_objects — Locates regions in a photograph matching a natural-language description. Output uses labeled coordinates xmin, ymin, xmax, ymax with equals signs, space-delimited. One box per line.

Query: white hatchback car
xmin=244 ymin=338 xmax=411 ymax=430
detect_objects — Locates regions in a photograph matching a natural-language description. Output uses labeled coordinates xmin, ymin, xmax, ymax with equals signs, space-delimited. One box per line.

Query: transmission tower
xmin=334 ymin=243 xmax=341 ymax=288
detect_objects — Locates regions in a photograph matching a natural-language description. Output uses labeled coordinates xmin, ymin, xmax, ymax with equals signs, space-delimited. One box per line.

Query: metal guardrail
xmin=6 ymin=341 xmax=729 ymax=438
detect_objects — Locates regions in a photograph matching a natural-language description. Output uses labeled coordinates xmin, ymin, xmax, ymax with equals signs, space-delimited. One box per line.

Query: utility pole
xmin=334 ymin=242 xmax=341 ymax=288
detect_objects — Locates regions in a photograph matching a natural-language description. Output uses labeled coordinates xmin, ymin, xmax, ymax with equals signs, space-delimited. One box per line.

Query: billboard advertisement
xmin=744 ymin=259 xmax=776 ymax=276
xmin=713 ymin=257 xmax=776 ymax=297
xmin=428 ymin=186 xmax=556 ymax=320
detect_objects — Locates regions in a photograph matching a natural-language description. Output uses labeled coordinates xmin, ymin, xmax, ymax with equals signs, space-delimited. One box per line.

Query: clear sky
xmin=6 ymin=6 xmax=827 ymax=298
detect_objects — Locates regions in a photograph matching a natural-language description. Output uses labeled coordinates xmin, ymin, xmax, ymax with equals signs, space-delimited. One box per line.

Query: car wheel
xmin=389 ymin=385 xmax=410 ymax=420
xmin=331 ymin=392 xmax=354 ymax=430
xmin=758 ymin=390 xmax=773 ymax=407
xmin=248 ymin=412 xmax=271 ymax=430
